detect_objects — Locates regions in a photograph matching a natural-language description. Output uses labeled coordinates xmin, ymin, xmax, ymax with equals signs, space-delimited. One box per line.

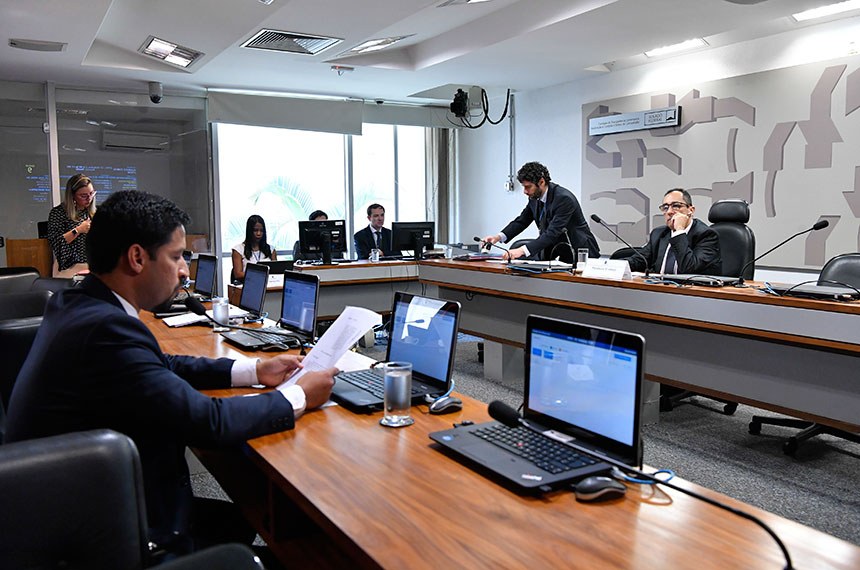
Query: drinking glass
xmin=379 ymin=362 xmax=414 ymax=427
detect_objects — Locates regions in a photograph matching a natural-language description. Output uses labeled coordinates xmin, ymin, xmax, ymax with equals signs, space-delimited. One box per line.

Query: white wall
xmin=458 ymin=15 xmax=860 ymax=275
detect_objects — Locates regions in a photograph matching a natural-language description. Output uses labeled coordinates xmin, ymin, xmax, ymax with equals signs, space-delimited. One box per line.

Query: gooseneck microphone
xmin=737 ymin=220 xmax=830 ymax=285
xmin=473 ymin=236 xmax=511 ymax=264
xmin=590 ymin=215 xmax=650 ymax=277
xmin=484 ymin=400 xmax=794 ymax=569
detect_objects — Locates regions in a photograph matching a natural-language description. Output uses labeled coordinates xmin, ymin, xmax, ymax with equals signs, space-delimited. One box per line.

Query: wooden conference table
xmin=419 ymin=259 xmax=860 ymax=433
xmin=146 ymin=313 xmax=860 ymax=569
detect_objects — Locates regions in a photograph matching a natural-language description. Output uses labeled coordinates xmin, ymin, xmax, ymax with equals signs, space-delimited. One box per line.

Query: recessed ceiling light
xmin=644 ymin=38 xmax=708 ymax=58
xmin=139 ymin=36 xmax=204 ymax=69
xmin=792 ymin=0 xmax=860 ymax=22
xmin=349 ymin=35 xmax=413 ymax=54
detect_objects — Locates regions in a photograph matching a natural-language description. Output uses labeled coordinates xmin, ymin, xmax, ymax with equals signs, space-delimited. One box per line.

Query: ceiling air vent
xmin=9 ymin=38 xmax=67 ymax=52
xmin=242 ymin=29 xmax=342 ymax=55
xmin=102 ymin=131 xmax=170 ymax=152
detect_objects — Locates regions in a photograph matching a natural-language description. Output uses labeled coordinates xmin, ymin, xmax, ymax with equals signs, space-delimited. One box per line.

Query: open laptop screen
xmin=278 ymin=270 xmax=319 ymax=339
xmin=238 ymin=263 xmax=269 ymax=315
xmin=193 ymin=254 xmax=217 ymax=299
xmin=387 ymin=292 xmax=460 ymax=388
xmin=525 ymin=316 xmax=643 ymax=466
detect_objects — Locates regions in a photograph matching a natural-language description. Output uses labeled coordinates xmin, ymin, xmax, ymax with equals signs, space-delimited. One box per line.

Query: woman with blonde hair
xmin=48 ymin=173 xmax=97 ymax=277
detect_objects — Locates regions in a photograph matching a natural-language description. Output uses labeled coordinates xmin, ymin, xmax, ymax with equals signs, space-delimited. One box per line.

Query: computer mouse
xmin=573 ymin=476 xmax=627 ymax=502
xmin=428 ymin=396 xmax=463 ymax=414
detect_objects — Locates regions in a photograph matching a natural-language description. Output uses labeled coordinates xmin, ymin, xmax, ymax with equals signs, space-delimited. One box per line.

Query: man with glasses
xmin=624 ymin=188 xmax=721 ymax=275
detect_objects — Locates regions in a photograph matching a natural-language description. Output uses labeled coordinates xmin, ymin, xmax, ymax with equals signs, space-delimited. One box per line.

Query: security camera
xmin=148 ymin=81 xmax=163 ymax=104
xmin=375 ymin=100 xmax=384 ymax=105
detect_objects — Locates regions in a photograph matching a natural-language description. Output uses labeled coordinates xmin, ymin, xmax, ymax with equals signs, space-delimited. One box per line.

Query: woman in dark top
xmin=231 ymin=214 xmax=277 ymax=281
xmin=48 ymin=173 xmax=96 ymax=277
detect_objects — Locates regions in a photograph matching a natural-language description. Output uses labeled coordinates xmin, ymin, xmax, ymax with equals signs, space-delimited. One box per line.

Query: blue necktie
xmin=375 ymin=231 xmax=381 ymax=249
xmin=665 ymin=246 xmax=678 ymax=274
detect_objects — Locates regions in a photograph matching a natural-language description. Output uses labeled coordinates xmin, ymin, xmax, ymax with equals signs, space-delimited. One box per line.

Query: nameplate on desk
xmin=581 ymin=259 xmax=632 ymax=281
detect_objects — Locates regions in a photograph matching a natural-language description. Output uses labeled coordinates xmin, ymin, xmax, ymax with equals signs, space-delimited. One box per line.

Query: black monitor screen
xmin=392 ymin=221 xmax=435 ymax=255
xmin=238 ymin=263 xmax=269 ymax=315
xmin=299 ymin=220 xmax=347 ymax=264
xmin=194 ymin=254 xmax=217 ymax=299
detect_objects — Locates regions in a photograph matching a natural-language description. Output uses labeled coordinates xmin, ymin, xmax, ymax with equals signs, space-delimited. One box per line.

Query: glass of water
xmin=379 ymin=361 xmax=414 ymax=428
xmin=211 ymin=297 xmax=230 ymax=332
xmin=576 ymin=248 xmax=589 ymax=273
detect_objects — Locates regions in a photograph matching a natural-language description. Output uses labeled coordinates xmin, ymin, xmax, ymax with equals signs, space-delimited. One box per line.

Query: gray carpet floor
xmin=193 ymin=336 xmax=860 ymax=550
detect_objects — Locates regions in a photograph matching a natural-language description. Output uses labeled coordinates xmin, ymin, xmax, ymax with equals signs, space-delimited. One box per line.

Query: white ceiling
xmin=0 ymin=0 xmax=852 ymax=105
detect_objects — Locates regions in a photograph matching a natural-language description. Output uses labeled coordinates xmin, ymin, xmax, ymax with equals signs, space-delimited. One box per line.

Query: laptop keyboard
xmin=228 ymin=329 xmax=299 ymax=347
xmin=336 ymin=369 xmax=423 ymax=399
xmin=473 ymin=424 xmax=598 ymax=475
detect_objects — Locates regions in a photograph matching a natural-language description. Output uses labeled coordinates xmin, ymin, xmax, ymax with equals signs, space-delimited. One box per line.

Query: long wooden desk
xmin=146 ymin=314 xmax=860 ymax=569
xmin=228 ymin=260 xmax=424 ymax=321
xmin=419 ymin=260 xmax=860 ymax=432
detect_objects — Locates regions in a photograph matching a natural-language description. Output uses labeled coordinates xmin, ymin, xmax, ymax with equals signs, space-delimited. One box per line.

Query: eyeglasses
xmin=75 ymin=191 xmax=97 ymax=200
xmin=658 ymin=201 xmax=689 ymax=213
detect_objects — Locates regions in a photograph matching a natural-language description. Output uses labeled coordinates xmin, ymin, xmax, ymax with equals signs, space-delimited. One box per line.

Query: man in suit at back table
xmin=624 ymin=188 xmax=722 ymax=275
xmin=5 ymin=190 xmax=337 ymax=562
xmin=481 ymin=161 xmax=600 ymax=263
xmin=354 ymin=203 xmax=395 ymax=259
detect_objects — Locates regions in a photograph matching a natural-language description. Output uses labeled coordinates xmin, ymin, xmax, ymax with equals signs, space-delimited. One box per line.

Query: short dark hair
xmin=87 ymin=191 xmax=190 ymax=273
xmin=367 ymin=203 xmax=384 ymax=216
xmin=664 ymin=188 xmax=693 ymax=206
xmin=308 ymin=210 xmax=328 ymax=221
xmin=516 ymin=162 xmax=551 ymax=185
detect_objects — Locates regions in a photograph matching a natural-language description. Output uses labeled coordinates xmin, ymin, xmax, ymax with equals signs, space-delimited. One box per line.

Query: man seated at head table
xmin=292 ymin=209 xmax=345 ymax=262
xmin=5 ymin=190 xmax=337 ymax=561
xmin=622 ymin=188 xmax=722 ymax=275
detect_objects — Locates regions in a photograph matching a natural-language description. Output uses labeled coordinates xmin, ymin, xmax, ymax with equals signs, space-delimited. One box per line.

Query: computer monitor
xmin=193 ymin=254 xmax=217 ymax=300
xmin=392 ymin=221 xmax=435 ymax=260
xmin=237 ymin=262 xmax=269 ymax=318
xmin=259 ymin=260 xmax=294 ymax=275
xmin=278 ymin=270 xmax=320 ymax=341
xmin=298 ymin=219 xmax=347 ymax=265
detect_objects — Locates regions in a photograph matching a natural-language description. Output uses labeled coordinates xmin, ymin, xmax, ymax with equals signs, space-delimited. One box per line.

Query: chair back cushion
xmin=0 ymin=430 xmax=148 ymax=570
xmin=0 ymin=271 xmax=40 ymax=294
xmin=0 ymin=316 xmax=42 ymax=428
xmin=818 ymin=253 xmax=860 ymax=288
xmin=30 ymin=277 xmax=75 ymax=293
xmin=0 ymin=290 xmax=53 ymax=320
xmin=708 ymin=200 xmax=755 ymax=279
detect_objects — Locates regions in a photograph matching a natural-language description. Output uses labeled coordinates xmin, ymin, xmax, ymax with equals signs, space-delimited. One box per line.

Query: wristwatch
xmin=71 ymin=228 xmax=78 ymax=236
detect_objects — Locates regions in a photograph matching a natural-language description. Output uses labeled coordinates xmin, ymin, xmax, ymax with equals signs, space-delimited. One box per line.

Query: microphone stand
xmin=473 ymin=236 xmax=511 ymax=266
xmin=736 ymin=221 xmax=828 ymax=286
xmin=590 ymin=215 xmax=649 ymax=278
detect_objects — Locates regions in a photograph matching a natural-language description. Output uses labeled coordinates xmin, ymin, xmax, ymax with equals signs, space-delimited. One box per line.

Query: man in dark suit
xmin=626 ymin=188 xmax=722 ymax=274
xmin=481 ymin=162 xmax=599 ymax=263
xmin=6 ymin=191 xmax=337 ymax=560
xmin=353 ymin=203 xmax=395 ymax=259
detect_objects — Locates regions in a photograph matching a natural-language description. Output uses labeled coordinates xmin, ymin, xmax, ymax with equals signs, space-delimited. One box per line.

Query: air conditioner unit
xmin=101 ymin=130 xmax=170 ymax=151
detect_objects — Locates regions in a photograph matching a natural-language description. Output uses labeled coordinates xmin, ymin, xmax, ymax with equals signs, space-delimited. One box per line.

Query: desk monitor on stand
xmin=299 ymin=219 xmax=347 ymax=265
xmin=392 ymin=221 xmax=435 ymax=261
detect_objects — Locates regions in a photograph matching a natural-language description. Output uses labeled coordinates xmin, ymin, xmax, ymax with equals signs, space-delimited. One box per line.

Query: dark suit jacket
xmin=5 ymin=276 xmax=295 ymax=554
xmin=628 ymin=218 xmax=722 ymax=274
xmin=353 ymin=226 xmax=394 ymax=259
xmin=500 ymin=182 xmax=600 ymax=262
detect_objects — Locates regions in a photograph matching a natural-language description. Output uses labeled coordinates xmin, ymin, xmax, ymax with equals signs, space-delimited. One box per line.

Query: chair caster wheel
xmin=783 ymin=439 xmax=798 ymax=456
xmin=723 ymin=403 xmax=738 ymax=415
xmin=748 ymin=422 xmax=761 ymax=435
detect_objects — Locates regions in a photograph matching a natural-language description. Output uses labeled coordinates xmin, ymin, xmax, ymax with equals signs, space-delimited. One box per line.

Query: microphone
xmin=737 ymin=220 xmax=829 ymax=285
xmin=488 ymin=400 xmax=522 ymax=428
xmin=473 ymin=236 xmax=511 ymax=263
xmin=590 ymin=214 xmax=650 ymax=277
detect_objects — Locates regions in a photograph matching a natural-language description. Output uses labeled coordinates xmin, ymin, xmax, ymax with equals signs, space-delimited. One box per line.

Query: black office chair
xmin=749 ymin=253 xmax=860 ymax=456
xmin=708 ymin=199 xmax=756 ymax=280
xmin=0 ymin=316 xmax=43 ymax=442
xmin=0 ymin=268 xmax=40 ymax=294
xmin=30 ymin=276 xmax=75 ymax=293
xmin=508 ymin=238 xmax=533 ymax=250
xmin=609 ymin=246 xmax=645 ymax=260
xmin=0 ymin=290 xmax=53 ymax=320
xmin=0 ymin=430 xmax=263 ymax=570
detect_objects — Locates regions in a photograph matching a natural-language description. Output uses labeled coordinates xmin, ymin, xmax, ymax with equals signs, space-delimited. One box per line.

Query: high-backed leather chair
xmin=0 ymin=430 xmax=262 ymax=569
xmin=0 ymin=290 xmax=53 ymax=320
xmin=0 ymin=268 xmax=40 ymax=294
xmin=30 ymin=276 xmax=75 ymax=293
xmin=749 ymin=253 xmax=860 ymax=455
xmin=0 ymin=316 xmax=43 ymax=441
xmin=708 ymin=199 xmax=755 ymax=279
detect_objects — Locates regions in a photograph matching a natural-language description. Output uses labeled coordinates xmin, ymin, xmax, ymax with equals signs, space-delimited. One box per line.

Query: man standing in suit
xmin=353 ymin=203 xmax=395 ymax=259
xmin=626 ymin=188 xmax=722 ymax=275
xmin=481 ymin=162 xmax=599 ymax=262
xmin=6 ymin=190 xmax=337 ymax=560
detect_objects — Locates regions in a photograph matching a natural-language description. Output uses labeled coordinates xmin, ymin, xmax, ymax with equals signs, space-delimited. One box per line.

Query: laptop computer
xmin=234 ymin=262 xmax=269 ymax=318
xmin=430 ymin=315 xmax=644 ymax=492
xmin=220 ymin=270 xmax=319 ymax=351
xmin=331 ymin=291 xmax=461 ymax=412
xmin=259 ymin=260 xmax=294 ymax=275
xmin=767 ymin=282 xmax=860 ymax=301
xmin=659 ymin=273 xmax=741 ymax=287
xmin=192 ymin=253 xmax=217 ymax=300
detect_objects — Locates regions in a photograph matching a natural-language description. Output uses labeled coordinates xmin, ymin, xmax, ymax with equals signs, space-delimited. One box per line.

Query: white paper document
xmin=278 ymin=306 xmax=381 ymax=389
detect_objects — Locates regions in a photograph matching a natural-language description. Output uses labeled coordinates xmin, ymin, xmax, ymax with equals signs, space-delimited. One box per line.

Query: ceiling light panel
xmin=139 ymin=36 xmax=204 ymax=68
xmin=792 ymin=0 xmax=860 ymax=22
xmin=644 ymin=38 xmax=708 ymax=58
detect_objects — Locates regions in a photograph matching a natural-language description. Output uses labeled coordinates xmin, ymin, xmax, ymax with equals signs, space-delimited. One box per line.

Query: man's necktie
xmin=375 ymin=231 xmax=381 ymax=249
xmin=535 ymin=201 xmax=545 ymax=232
xmin=664 ymin=246 xmax=678 ymax=274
